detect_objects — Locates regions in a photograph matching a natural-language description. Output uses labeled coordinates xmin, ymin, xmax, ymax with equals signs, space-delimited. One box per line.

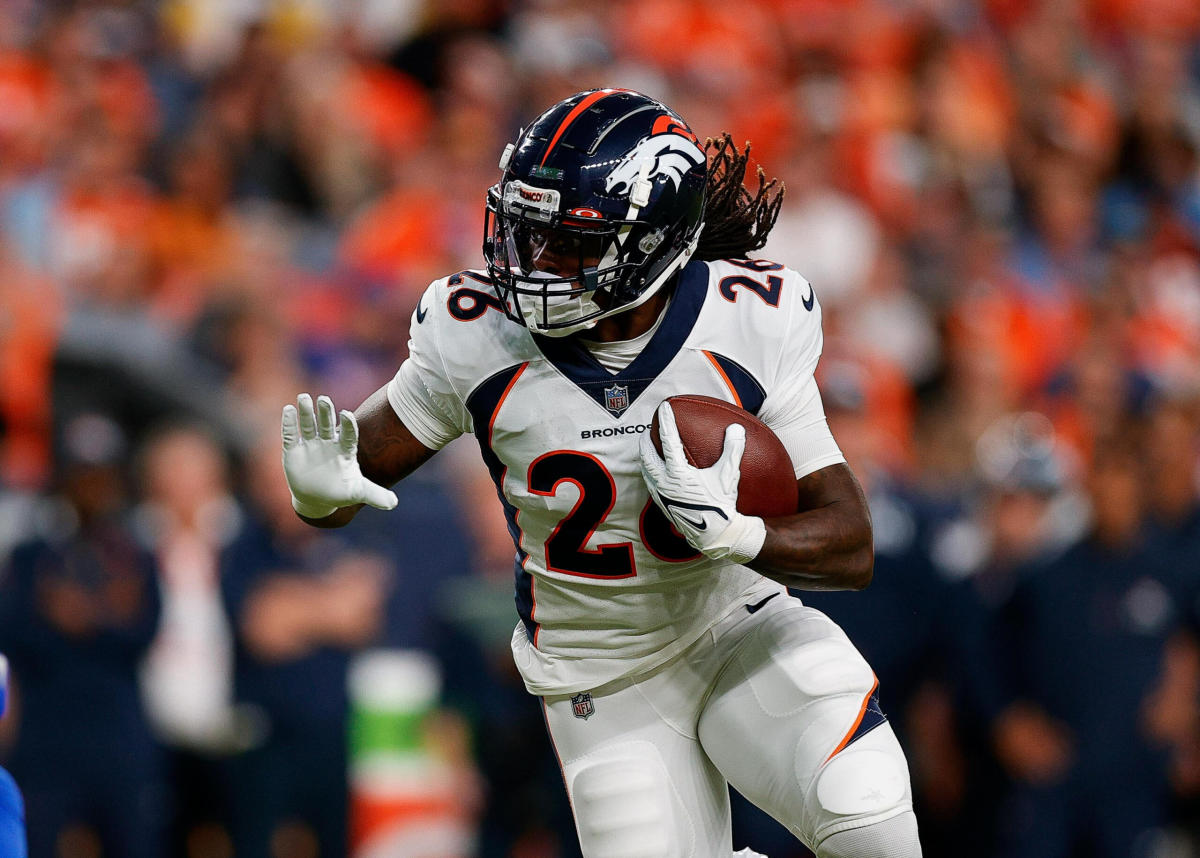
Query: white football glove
xmin=281 ymin=393 xmax=398 ymax=519
xmin=638 ymin=401 xmax=766 ymax=565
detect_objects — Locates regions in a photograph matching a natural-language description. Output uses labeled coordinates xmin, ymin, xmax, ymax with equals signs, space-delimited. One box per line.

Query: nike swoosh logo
xmin=746 ymin=593 xmax=780 ymax=614
xmin=802 ymin=282 xmax=815 ymax=311
xmin=415 ymin=299 xmax=429 ymax=323
xmin=658 ymin=495 xmax=728 ymax=531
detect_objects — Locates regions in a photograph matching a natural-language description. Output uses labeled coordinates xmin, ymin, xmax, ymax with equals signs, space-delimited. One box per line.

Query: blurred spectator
xmin=145 ymin=127 xmax=240 ymax=325
xmin=202 ymin=23 xmax=322 ymax=217
xmin=0 ymin=413 xmax=165 ymax=858
xmin=834 ymin=243 xmax=941 ymax=391
xmin=761 ymin=135 xmax=883 ymax=309
xmin=910 ymin=413 xmax=1083 ymax=855
xmin=1144 ymin=394 xmax=1200 ymax=556
xmin=137 ymin=424 xmax=239 ymax=749
xmin=990 ymin=434 xmax=1187 ymax=858
xmin=1141 ymin=394 xmax=1200 ymax=842
xmin=134 ymin=424 xmax=242 ymax=858
xmin=220 ymin=443 xmax=389 ymax=858
xmin=932 ymin=412 xmax=1084 ymax=608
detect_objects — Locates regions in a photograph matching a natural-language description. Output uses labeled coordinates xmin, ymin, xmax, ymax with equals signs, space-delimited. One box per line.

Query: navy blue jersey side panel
xmin=846 ymin=690 xmax=888 ymax=750
xmin=465 ymin=363 xmax=537 ymax=640
xmin=532 ymin=261 xmax=709 ymax=416
xmin=513 ymin=559 xmax=536 ymax=642
xmin=706 ymin=352 xmax=767 ymax=415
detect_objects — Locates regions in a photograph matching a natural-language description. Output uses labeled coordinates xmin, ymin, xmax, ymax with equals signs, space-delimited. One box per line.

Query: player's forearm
xmin=354 ymin=387 xmax=439 ymax=486
xmin=747 ymin=463 xmax=874 ymax=590
xmin=749 ymin=505 xmax=873 ymax=590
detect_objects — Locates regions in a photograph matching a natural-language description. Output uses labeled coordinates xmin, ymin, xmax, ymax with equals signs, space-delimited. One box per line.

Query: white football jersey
xmin=388 ymin=259 xmax=845 ymax=695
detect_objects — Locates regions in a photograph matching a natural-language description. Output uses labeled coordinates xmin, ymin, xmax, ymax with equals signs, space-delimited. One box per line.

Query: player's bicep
xmin=794 ymin=462 xmax=868 ymax=517
xmin=355 ymin=385 xmax=439 ymax=486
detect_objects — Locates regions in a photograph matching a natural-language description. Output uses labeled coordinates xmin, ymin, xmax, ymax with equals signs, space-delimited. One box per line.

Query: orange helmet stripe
xmin=539 ymin=89 xmax=619 ymax=167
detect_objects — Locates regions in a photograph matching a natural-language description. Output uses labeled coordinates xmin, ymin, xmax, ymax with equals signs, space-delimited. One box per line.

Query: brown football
xmin=649 ymin=395 xmax=799 ymax=518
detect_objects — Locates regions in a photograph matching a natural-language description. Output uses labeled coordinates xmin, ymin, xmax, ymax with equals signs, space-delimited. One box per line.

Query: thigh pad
xmin=736 ymin=608 xmax=876 ymax=719
xmin=565 ymin=741 xmax=688 ymax=858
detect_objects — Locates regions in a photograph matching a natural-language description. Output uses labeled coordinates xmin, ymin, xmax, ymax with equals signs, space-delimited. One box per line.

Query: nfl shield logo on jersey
xmin=603 ymin=384 xmax=630 ymax=416
xmin=571 ymin=692 xmax=595 ymax=720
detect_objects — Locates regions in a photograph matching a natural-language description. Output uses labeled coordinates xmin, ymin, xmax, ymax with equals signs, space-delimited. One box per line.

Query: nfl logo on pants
xmin=571 ymin=692 xmax=595 ymax=720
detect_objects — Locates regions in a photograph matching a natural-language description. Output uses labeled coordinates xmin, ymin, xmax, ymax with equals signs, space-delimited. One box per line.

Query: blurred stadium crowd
xmin=1 ymin=0 xmax=1199 ymax=856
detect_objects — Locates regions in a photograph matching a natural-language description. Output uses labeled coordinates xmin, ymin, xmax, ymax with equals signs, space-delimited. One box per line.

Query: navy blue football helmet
xmin=484 ymin=89 xmax=707 ymax=336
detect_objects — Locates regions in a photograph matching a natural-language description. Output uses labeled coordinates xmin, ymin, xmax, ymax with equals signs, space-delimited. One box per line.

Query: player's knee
xmin=566 ymin=744 xmax=681 ymax=858
xmin=815 ymin=741 xmax=908 ymax=818
xmin=805 ymin=727 xmax=916 ymax=852
xmin=816 ymin=810 xmax=922 ymax=858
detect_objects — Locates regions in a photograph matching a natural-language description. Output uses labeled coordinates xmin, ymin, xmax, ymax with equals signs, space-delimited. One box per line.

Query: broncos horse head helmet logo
xmin=605 ymin=130 xmax=706 ymax=199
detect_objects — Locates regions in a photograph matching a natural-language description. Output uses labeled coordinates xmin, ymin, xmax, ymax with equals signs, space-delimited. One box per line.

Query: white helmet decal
xmin=604 ymin=133 xmax=705 ymax=198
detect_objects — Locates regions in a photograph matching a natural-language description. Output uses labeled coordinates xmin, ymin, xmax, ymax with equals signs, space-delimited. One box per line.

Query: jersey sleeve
xmin=386 ymin=283 xmax=471 ymax=450
xmin=757 ymin=275 xmax=845 ymax=479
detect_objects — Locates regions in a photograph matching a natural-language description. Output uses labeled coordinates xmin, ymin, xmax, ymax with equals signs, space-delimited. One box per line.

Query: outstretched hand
xmin=281 ymin=393 xmax=398 ymax=519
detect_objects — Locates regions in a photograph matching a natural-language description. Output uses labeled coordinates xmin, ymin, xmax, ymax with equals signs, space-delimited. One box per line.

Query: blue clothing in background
xmin=799 ymin=484 xmax=983 ymax=729
xmin=0 ymin=525 xmax=164 ymax=858
xmin=1148 ymin=504 xmax=1200 ymax=633
xmin=220 ymin=513 xmax=356 ymax=858
xmin=221 ymin=517 xmax=357 ymax=733
xmin=0 ymin=653 xmax=26 ymax=858
xmin=996 ymin=531 xmax=1181 ymax=858
xmin=1003 ymin=534 xmax=1179 ymax=766
xmin=220 ymin=469 xmax=473 ymax=858
xmin=0 ymin=768 xmax=25 ymax=858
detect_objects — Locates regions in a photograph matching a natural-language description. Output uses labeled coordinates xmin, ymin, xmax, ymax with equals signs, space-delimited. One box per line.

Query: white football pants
xmin=541 ymin=594 xmax=919 ymax=858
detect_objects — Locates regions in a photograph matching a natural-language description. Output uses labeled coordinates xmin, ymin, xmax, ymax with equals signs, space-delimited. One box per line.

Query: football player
xmin=282 ymin=90 xmax=921 ymax=857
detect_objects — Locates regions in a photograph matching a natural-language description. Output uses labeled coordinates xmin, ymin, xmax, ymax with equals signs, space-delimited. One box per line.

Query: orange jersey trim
xmin=703 ymin=350 xmax=743 ymax=408
xmin=824 ymin=676 xmax=880 ymax=764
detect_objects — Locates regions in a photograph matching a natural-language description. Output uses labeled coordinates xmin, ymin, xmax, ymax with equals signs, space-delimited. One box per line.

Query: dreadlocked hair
xmin=694 ymin=134 xmax=785 ymax=262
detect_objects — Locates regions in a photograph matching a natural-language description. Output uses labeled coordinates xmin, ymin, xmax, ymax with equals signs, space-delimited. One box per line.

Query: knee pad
xmin=815 ymin=741 xmax=908 ymax=817
xmin=817 ymin=810 xmax=922 ymax=858
xmin=565 ymin=742 xmax=684 ymax=858
xmin=805 ymin=724 xmax=914 ymax=848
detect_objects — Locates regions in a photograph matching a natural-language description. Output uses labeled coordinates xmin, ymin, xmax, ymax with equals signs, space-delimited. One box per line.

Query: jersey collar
xmin=532 ymin=260 xmax=709 ymax=417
